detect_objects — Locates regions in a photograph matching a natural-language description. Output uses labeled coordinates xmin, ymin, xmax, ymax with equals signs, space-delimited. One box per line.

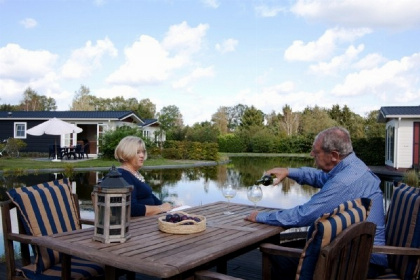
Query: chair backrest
xmin=314 ymin=221 xmax=376 ymax=279
xmin=385 ymin=183 xmax=420 ymax=279
xmin=83 ymin=142 xmax=90 ymax=153
xmin=6 ymin=178 xmax=81 ymax=273
xmin=296 ymin=198 xmax=372 ymax=280
xmin=75 ymin=144 xmax=83 ymax=153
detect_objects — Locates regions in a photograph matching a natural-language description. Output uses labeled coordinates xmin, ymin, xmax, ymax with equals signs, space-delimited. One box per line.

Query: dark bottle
xmin=255 ymin=174 xmax=274 ymax=186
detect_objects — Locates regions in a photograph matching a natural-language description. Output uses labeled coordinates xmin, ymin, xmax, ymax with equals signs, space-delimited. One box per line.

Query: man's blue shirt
xmin=256 ymin=152 xmax=387 ymax=266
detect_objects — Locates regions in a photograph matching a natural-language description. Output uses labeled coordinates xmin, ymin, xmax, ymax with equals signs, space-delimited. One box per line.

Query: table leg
xmin=61 ymin=253 xmax=71 ymax=280
xmin=105 ymin=265 xmax=117 ymax=280
xmin=216 ymin=260 xmax=227 ymax=274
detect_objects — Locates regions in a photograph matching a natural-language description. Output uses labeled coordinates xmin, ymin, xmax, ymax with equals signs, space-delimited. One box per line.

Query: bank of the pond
xmin=0 ymin=152 xmax=404 ymax=179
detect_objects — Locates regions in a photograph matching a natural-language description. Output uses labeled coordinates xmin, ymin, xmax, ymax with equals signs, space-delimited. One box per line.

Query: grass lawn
xmin=0 ymin=156 xmax=218 ymax=175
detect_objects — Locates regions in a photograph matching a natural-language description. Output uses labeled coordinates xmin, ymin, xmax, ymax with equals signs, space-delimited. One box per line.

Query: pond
xmin=0 ymin=156 xmax=401 ymax=258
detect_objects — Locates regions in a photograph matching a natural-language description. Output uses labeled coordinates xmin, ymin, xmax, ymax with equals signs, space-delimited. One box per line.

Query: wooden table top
xmin=34 ymin=201 xmax=284 ymax=279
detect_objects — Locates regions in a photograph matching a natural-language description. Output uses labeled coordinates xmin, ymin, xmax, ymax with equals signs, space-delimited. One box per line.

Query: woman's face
xmin=127 ymin=146 xmax=146 ymax=170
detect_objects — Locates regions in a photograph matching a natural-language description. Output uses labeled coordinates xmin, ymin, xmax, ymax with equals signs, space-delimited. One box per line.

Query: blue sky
xmin=1 ymin=0 xmax=420 ymax=125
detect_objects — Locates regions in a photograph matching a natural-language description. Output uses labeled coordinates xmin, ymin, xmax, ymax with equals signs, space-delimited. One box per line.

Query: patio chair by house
xmin=1 ymin=178 xmax=104 ymax=280
xmin=195 ymin=198 xmax=376 ymax=280
xmin=82 ymin=139 xmax=89 ymax=159
xmin=73 ymin=144 xmax=83 ymax=159
xmin=369 ymin=183 xmax=420 ymax=280
xmin=48 ymin=145 xmax=64 ymax=159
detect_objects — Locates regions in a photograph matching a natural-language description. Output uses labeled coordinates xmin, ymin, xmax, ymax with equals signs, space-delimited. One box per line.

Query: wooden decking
xmin=0 ymin=248 xmax=262 ymax=280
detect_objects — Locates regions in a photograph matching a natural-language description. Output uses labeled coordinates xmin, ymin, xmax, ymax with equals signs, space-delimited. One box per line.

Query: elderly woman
xmin=114 ymin=136 xmax=173 ymax=216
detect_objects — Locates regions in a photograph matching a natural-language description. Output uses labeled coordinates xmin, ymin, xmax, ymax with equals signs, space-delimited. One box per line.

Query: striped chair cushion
xmin=7 ymin=179 xmax=81 ymax=273
xmin=296 ymin=198 xmax=372 ymax=280
xmin=20 ymin=257 xmax=105 ymax=280
xmin=385 ymin=183 xmax=420 ymax=279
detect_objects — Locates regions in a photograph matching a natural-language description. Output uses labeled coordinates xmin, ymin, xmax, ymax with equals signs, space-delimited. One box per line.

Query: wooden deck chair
xmin=369 ymin=183 xmax=420 ymax=280
xmin=260 ymin=197 xmax=376 ymax=280
xmin=1 ymin=178 xmax=104 ymax=280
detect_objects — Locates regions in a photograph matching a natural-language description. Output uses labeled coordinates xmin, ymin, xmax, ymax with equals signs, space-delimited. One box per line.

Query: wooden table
xmin=34 ymin=201 xmax=284 ymax=279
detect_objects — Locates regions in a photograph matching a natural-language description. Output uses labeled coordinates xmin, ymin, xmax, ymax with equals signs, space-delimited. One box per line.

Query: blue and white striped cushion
xmin=7 ymin=178 xmax=80 ymax=273
xmin=296 ymin=198 xmax=372 ymax=280
xmin=20 ymin=257 xmax=105 ymax=280
xmin=385 ymin=183 xmax=420 ymax=279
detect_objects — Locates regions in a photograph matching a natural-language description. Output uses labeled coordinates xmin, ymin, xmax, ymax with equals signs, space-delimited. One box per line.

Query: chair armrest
xmin=260 ymin=243 xmax=303 ymax=258
xmin=80 ymin=218 xmax=94 ymax=225
xmin=195 ymin=270 xmax=243 ymax=280
xmin=8 ymin=232 xmax=35 ymax=244
xmin=372 ymin=245 xmax=420 ymax=256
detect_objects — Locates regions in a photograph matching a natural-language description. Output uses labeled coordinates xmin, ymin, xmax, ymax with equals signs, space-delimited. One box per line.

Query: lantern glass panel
xmin=110 ymin=206 xmax=122 ymax=225
xmin=98 ymin=204 xmax=105 ymax=226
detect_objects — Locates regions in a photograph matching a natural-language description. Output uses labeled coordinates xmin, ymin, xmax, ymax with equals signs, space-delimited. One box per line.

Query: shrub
xmin=218 ymin=134 xmax=246 ymax=153
xmin=100 ymin=126 xmax=154 ymax=159
xmin=162 ymin=140 xmax=219 ymax=161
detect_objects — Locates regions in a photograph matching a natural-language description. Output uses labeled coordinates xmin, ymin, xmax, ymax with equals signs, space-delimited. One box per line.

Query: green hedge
xmin=218 ymin=134 xmax=246 ymax=153
xmin=352 ymin=137 xmax=385 ymax=166
xmin=163 ymin=140 xmax=219 ymax=161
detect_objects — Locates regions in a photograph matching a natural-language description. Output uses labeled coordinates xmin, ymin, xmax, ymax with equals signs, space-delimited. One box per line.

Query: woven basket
xmin=158 ymin=211 xmax=206 ymax=234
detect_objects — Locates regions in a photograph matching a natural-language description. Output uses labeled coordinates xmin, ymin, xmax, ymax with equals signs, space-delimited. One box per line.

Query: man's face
xmin=310 ymin=138 xmax=335 ymax=172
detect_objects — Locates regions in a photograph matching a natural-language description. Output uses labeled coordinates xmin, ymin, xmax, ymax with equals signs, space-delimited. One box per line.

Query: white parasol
xmin=26 ymin=118 xmax=83 ymax=161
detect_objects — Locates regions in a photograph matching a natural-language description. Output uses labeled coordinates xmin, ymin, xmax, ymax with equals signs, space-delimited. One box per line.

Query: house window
xmin=14 ymin=122 xmax=27 ymax=139
xmin=386 ymin=126 xmax=394 ymax=162
xmin=143 ymin=130 xmax=149 ymax=139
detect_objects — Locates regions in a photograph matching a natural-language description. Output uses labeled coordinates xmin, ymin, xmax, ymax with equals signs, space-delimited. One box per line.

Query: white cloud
xmin=331 ymin=52 xmax=420 ymax=103
xmin=291 ymin=0 xmax=420 ymax=29
xmin=0 ymin=43 xmax=57 ymax=79
xmin=215 ymin=38 xmax=238 ymax=54
xmin=201 ymin=0 xmax=219 ymax=8
xmin=0 ymin=44 xmax=68 ymax=106
xmin=162 ymin=21 xmax=209 ymax=55
xmin=255 ymin=5 xmax=285 ymax=17
xmin=352 ymin=53 xmax=387 ymax=70
xmin=107 ymin=22 xmax=209 ymax=86
xmin=19 ymin=18 xmax=37 ymax=28
xmin=284 ymin=27 xmax=371 ymax=62
xmin=309 ymin=44 xmax=365 ymax=75
xmin=61 ymin=37 xmax=117 ymax=79
xmin=106 ymin=35 xmax=183 ymax=85
xmin=172 ymin=66 xmax=214 ymax=89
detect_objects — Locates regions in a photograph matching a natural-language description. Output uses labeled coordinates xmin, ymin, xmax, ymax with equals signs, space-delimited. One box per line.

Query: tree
xmin=239 ymin=106 xmax=264 ymax=129
xmin=19 ymin=87 xmax=57 ymax=111
xmin=211 ymin=106 xmax=229 ymax=135
xmin=71 ymin=85 xmax=95 ymax=111
xmin=137 ymin=98 xmax=156 ymax=119
xmin=0 ymin=104 xmax=19 ymax=111
xmin=157 ymin=105 xmax=184 ymax=140
xmin=227 ymin=104 xmax=248 ymax=132
xmin=299 ymin=106 xmax=337 ymax=136
xmin=280 ymin=105 xmax=299 ymax=136
xmin=185 ymin=121 xmax=220 ymax=143
xmin=364 ymin=110 xmax=385 ymax=139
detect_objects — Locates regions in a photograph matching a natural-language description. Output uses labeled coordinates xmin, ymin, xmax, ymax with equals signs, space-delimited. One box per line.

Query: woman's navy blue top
xmin=118 ymin=168 xmax=162 ymax=216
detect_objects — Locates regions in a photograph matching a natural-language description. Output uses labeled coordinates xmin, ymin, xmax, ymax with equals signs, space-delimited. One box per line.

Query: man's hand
xmin=244 ymin=210 xmax=259 ymax=222
xmin=266 ymin=167 xmax=289 ymax=185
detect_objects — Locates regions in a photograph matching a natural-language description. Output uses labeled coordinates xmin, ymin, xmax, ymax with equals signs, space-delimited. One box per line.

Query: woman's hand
xmin=159 ymin=202 xmax=173 ymax=213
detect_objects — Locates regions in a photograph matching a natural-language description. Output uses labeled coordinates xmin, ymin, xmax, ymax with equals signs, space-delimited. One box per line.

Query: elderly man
xmin=245 ymin=126 xmax=387 ymax=279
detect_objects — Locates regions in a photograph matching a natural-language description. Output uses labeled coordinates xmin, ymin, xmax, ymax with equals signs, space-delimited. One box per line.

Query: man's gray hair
xmin=315 ymin=126 xmax=353 ymax=156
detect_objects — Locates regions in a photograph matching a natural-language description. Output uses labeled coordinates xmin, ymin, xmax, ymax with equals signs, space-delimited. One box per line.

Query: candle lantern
xmin=92 ymin=165 xmax=133 ymax=243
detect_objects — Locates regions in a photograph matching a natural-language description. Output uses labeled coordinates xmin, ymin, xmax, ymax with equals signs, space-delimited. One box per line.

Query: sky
xmin=1 ymin=0 xmax=420 ymax=126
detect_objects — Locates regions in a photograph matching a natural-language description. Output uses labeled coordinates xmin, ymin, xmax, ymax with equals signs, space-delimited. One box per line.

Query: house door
xmin=413 ymin=122 xmax=420 ymax=170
